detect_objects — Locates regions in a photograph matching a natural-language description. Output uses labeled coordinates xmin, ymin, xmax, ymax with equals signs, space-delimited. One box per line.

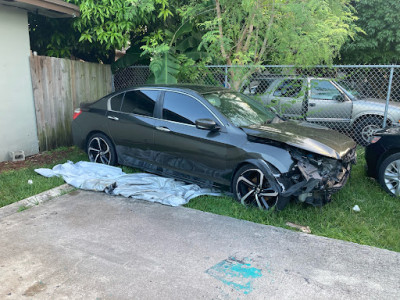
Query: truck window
xmin=273 ymin=80 xmax=303 ymax=97
xmin=254 ymin=79 xmax=275 ymax=94
xmin=310 ymin=80 xmax=342 ymax=100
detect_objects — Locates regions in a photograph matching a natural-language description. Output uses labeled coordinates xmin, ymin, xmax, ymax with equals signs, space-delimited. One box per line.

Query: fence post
xmin=383 ymin=67 xmax=395 ymax=128
xmin=111 ymin=73 xmax=115 ymax=92
xmin=224 ymin=66 xmax=228 ymax=88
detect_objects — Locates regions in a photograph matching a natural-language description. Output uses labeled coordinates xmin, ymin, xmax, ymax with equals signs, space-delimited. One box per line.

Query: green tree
xmin=180 ymin=0 xmax=360 ymax=89
xmin=29 ymin=0 xmax=173 ymax=63
xmin=29 ymin=14 xmax=116 ymax=63
xmin=73 ymin=0 xmax=172 ymax=50
xmin=138 ymin=22 xmax=210 ymax=84
xmin=339 ymin=0 xmax=400 ymax=64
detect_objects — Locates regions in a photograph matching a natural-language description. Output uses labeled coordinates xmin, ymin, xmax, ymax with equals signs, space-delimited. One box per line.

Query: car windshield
xmin=203 ymin=91 xmax=276 ymax=127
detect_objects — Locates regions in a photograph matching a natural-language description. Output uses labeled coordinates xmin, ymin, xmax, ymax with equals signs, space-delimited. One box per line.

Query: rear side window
xmin=254 ymin=79 xmax=275 ymax=94
xmin=110 ymin=93 xmax=124 ymax=111
xmin=244 ymin=78 xmax=275 ymax=95
xmin=162 ymin=92 xmax=215 ymax=125
xmin=273 ymin=80 xmax=303 ymax=97
xmin=121 ymin=90 xmax=159 ymax=117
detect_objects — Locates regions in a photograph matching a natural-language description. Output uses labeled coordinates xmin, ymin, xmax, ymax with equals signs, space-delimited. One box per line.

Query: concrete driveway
xmin=0 ymin=190 xmax=399 ymax=299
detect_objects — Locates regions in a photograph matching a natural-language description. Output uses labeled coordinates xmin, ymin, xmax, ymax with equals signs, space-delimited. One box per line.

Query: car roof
xmin=115 ymin=84 xmax=229 ymax=96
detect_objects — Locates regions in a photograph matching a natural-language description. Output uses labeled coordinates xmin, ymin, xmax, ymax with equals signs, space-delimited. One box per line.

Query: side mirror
xmin=195 ymin=119 xmax=220 ymax=131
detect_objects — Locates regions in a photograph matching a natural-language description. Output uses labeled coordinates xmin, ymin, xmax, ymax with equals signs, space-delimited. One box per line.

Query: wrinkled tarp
xmin=35 ymin=161 xmax=221 ymax=206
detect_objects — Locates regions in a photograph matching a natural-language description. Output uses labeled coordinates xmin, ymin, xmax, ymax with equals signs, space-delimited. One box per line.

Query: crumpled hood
xmin=242 ymin=121 xmax=356 ymax=159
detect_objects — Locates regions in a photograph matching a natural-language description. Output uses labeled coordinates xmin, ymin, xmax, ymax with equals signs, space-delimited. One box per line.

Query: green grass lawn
xmin=0 ymin=147 xmax=87 ymax=208
xmin=0 ymin=146 xmax=399 ymax=252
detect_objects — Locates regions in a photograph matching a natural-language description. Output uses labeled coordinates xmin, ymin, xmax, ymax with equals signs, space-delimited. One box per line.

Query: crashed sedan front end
xmin=241 ymin=121 xmax=357 ymax=210
xmin=278 ymin=147 xmax=357 ymax=207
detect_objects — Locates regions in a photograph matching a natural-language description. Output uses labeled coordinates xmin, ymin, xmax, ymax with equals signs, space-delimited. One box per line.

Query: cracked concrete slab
xmin=0 ymin=190 xmax=399 ymax=299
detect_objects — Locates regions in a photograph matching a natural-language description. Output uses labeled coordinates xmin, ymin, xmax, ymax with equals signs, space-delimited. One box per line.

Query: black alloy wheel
xmin=87 ymin=133 xmax=117 ymax=165
xmin=233 ymin=165 xmax=279 ymax=210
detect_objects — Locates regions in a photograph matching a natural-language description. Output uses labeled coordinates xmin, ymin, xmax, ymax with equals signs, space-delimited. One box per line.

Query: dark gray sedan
xmin=72 ymin=85 xmax=357 ymax=210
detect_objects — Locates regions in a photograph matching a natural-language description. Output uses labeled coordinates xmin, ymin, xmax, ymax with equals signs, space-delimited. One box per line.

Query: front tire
xmin=354 ymin=116 xmax=382 ymax=146
xmin=86 ymin=133 xmax=117 ymax=166
xmin=378 ymin=153 xmax=400 ymax=197
xmin=232 ymin=164 xmax=279 ymax=210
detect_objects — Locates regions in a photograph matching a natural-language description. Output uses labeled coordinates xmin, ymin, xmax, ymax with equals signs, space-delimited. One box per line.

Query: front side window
xmin=204 ymin=92 xmax=276 ymax=127
xmin=162 ymin=92 xmax=215 ymax=125
xmin=273 ymin=80 xmax=303 ymax=98
xmin=121 ymin=90 xmax=159 ymax=116
xmin=310 ymin=80 xmax=342 ymax=100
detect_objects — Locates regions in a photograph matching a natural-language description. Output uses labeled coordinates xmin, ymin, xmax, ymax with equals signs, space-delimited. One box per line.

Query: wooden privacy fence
xmin=30 ymin=55 xmax=112 ymax=151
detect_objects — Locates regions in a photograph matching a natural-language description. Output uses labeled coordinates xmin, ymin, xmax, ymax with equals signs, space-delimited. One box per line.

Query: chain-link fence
xmin=114 ymin=65 xmax=400 ymax=145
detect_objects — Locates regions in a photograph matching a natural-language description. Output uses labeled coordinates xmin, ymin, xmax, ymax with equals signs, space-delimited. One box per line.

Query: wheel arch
xmin=352 ymin=114 xmax=392 ymax=145
xmin=352 ymin=114 xmax=391 ymax=128
xmin=230 ymin=159 xmax=284 ymax=193
xmin=377 ymin=148 xmax=400 ymax=171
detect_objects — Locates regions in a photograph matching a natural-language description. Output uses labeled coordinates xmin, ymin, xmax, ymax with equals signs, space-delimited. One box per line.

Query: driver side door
xmin=306 ymin=79 xmax=352 ymax=128
xmin=153 ymin=91 xmax=230 ymax=185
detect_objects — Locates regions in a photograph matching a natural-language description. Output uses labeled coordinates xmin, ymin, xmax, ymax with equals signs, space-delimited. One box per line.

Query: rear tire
xmin=232 ymin=164 xmax=281 ymax=210
xmin=86 ymin=133 xmax=117 ymax=166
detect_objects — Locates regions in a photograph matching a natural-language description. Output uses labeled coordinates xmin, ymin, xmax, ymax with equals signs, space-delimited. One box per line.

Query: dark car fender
xmin=240 ymin=140 xmax=294 ymax=172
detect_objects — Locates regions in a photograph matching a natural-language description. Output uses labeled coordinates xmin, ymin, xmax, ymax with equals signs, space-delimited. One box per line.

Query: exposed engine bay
xmin=275 ymin=147 xmax=357 ymax=209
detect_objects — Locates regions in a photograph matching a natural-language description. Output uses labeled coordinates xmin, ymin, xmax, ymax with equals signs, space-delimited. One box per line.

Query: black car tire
xmin=232 ymin=164 xmax=280 ymax=210
xmin=378 ymin=153 xmax=400 ymax=197
xmin=86 ymin=133 xmax=117 ymax=166
xmin=354 ymin=116 xmax=382 ymax=146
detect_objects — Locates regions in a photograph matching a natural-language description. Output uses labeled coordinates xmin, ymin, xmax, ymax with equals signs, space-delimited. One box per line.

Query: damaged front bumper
xmin=278 ymin=147 xmax=357 ymax=207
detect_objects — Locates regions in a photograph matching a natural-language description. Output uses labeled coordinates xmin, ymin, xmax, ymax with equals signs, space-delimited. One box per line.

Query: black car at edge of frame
xmin=72 ymin=84 xmax=357 ymax=210
xmin=366 ymin=126 xmax=400 ymax=196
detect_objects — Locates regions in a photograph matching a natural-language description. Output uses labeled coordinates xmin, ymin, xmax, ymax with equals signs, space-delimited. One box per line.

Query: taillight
xmin=370 ymin=136 xmax=381 ymax=144
xmin=73 ymin=108 xmax=82 ymax=120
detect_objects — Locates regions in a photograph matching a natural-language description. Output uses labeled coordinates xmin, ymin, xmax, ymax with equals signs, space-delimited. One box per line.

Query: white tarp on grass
xmin=35 ymin=161 xmax=221 ymax=206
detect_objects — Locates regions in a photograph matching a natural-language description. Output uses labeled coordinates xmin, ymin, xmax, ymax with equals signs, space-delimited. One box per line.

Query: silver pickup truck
xmin=244 ymin=77 xmax=400 ymax=145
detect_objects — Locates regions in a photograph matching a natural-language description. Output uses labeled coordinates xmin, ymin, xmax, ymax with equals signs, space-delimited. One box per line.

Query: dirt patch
xmin=0 ymin=147 xmax=76 ymax=173
xmin=23 ymin=281 xmax=47 ymax=296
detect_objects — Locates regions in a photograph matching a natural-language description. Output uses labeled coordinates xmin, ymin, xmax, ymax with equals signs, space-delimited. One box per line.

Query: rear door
xmin=153 ymin=91 xmax=230 ymax=185
xmin=106 ymin=89 xmax=160 ymax=168
xmin=306 ymin=79 xmax=352 ymax=128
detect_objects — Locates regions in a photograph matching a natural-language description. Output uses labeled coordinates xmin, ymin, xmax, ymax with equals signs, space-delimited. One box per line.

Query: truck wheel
xmin=354 ymin=116 xmax=382 ymax=146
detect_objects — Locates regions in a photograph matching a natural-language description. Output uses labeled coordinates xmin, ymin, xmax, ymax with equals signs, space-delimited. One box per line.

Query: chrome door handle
xmin=108 ymin=116 xmax=119 ymax=121
xmin=156 ymin=126 xmax=171 ymax=132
